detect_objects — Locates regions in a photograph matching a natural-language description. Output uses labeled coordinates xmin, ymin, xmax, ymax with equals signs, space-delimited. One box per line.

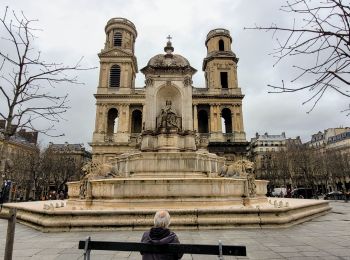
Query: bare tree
xmin=40 ymin=147 xmax=83 ymax=198
xmin=0 ymin=7 xmax=92 ymax=138
xmin=9 ymin=148 xmax=40 ymax=200
xmin=246 ymin=0 xmax=350 ymax=113
xmin=0 ymin=7 xmax=92 ymax=178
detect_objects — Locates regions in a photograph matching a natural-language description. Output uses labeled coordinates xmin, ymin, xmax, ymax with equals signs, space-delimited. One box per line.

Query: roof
xmin=0 ymin=125 xmax=38 ymax=149
xmin=147 ymin=54 xmax=191 ymax=68
xmin=252 ymin=132 xmax=287 ymax=142
xmin=48 ymin=143 xmax=86 ymax=151
xmin=141 ymin=40 xmax=197 ymax=75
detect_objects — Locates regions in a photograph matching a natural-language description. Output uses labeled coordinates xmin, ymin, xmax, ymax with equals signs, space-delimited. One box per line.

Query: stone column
xmin=102 ymin=105 xmax=108 ymax=133
xmin=210 ymin=105 xmax=216 ymax=132
xmin=94 ymin=105 xmax=100 ymax=133
xmin=193 ymin=105 xmax=198 ymax=132
xmin=123 ymin=104 xmax=130 ymax=133
xmin=231 ymin=106 xmax=235 ymax=133
xmin=216 ymin=105 xmax=222 ymax=133
xmin=233 ymin=106 xmax=239 ymax=132
xmin=238 ymin=105 xmax=244 ymax=132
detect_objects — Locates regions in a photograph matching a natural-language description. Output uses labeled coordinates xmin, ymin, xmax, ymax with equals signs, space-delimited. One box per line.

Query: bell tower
xmin=97 ymin=18 xmax=138 ymax=93
xmin=194 ymin=28 xmax=247 ymax=162
xmin=202 ymin=29 xmax=239 ymax=90
xmin=92 ymin=18 xmax=142 ymax=163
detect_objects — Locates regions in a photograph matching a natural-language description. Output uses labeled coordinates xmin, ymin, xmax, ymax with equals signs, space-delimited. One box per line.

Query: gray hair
xmin=154 ymin=210 xmax=171 ymax=228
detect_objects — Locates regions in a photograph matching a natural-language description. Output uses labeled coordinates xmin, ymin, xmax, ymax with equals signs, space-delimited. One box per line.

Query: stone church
xmin=91 ymin=18 xmax=248 ymax=163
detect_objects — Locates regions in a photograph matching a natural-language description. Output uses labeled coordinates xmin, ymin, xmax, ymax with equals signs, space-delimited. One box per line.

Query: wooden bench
xmin=79 ymin=236 xmax=247 ymax=260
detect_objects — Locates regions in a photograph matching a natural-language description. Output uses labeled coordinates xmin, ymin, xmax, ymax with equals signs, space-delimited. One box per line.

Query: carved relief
xmin=145 ymin=77 xmax=154 ymax=86
xmin=183 ymin=76 xmax=193 ymax=87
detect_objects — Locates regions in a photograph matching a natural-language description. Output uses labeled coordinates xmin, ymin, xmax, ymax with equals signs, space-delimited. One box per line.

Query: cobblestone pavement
xmin=0 ymin=201 xmax=349 ymax=259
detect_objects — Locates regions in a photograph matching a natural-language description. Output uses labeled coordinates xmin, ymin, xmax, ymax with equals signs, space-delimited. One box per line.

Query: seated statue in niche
xmin=158 ymin=100 xmax=181 ymax=130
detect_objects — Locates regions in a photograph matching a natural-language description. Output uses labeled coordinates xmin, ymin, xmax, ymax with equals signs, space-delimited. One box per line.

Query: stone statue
xmin=219 ymin=159 xmax=254 ymax=178
xmin=219 ymin=159 xmax=256 ymax=197
xmin=246 ymin=169 xmax=256 ymax=197
xmin=79 ymin=161 xmax=119 ymax=199
xmin=158 ymin=100 xmax=180 ymax=130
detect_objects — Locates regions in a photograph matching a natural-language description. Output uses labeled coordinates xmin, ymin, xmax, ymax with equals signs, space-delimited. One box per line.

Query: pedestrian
xmin=280 ymin=190 xmax=284 ymax=198
xmin=141 ymin=210 xmax=183 ymax=260
xmin=59 ymin=191 xmax=65 ymax=200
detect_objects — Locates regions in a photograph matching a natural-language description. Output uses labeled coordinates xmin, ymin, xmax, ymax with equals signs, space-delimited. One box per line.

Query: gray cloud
xmin=1 ymin=0 xmax=348 ymax=149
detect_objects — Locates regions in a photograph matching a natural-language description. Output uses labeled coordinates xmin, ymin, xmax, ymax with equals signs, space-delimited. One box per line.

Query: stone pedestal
xmin=111 ymin=150 xmax=224 ymax=178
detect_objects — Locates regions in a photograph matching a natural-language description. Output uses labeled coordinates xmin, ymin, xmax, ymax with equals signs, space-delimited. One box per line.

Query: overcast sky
xmin=1 ymin=0 xmax=349 ymax=149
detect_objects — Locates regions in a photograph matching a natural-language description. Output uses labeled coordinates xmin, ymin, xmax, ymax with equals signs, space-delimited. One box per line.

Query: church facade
xmin=91 ymin=18 xmax=248 ymax=163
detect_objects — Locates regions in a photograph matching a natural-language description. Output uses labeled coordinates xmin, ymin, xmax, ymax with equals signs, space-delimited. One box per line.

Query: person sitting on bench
xmin=141 ymin=210 xmax=183 ymax=260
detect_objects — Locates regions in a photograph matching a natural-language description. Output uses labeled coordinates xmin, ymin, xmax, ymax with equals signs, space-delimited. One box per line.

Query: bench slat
xmin=78 ymin=241 xmax=246 ymax=256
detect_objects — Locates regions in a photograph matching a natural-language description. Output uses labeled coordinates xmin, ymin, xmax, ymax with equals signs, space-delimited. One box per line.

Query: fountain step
xmin=3 ymin=199 xmax=331 ymax=232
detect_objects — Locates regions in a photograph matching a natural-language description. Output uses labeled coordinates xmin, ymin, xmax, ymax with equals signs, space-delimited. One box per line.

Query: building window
xmin=107 ymin=108 xmax=118 ymax=134
xmin=219 ymin=39 xmax=225 ymax=51
xmin=221 ymin=108 xmax=232 ymax=133
xmin=110 ymin=65 xmax=121 ymax=88
xmin=113 ymin=32 xmax=122 ymax=47
xmin=131 ymin=110 xmax=142 ymax=133
xmin=220 ymin=72 xmax=228 ymax=88
xmin=198 ymin=110 xmax=209 ymax=133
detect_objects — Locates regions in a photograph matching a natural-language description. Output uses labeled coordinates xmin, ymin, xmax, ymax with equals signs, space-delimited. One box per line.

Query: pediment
xmin=98 ymin=48 xmax=133 ymax=58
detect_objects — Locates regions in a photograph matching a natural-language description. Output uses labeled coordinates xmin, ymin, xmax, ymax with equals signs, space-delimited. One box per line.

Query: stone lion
xmin=219 ymin=159 xmax=255 ymax=178
xmin=219 ymin=159 xmax=256 ymax=197
xmin=79 ymin=161 xmax=119 ymax=199
xmin=81 ymin=161 xmax=119 ymax=180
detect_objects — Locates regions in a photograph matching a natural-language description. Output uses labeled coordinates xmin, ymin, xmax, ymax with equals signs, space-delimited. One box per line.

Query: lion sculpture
xmin=81 ymin=161 xmax=119 ymax=180
xmin=79 ymin=161 xmax=119 ymax=199
xmin=219 ymin=159 xmax=255 ymax=178
xmin=219 ymin=159 xmax=256 ymax=197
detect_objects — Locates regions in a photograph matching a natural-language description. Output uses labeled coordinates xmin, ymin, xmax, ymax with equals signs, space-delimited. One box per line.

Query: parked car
xmin=271 ymin=188 xmax=287 ymax=197
xmin=291 ymin=188 xmax=314 ymax=199
xmin=324 ymin=191 xmax=345 ymax=200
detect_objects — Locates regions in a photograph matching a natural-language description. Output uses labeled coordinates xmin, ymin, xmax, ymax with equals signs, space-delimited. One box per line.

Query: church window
xmin=107 ymin=108 xmax=118 ymax=135
xmin=131 ymin=110 xmax=142 ymax=133
xmin=113 ymin=32 xmax=122 ymax=47
xmin=110 ymin=65 xmax=121 ymax=88
xmin=219 ymin=39 xmax=224 ymax=51
xmin=220 ymin=72 xmax=228 ymax=88
xmin=221 ymin=108 xmax=232 ymax=133
xmin=198 ymin=110 xmax=209 ymax=133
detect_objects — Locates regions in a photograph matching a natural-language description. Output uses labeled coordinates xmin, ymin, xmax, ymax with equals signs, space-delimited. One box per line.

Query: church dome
xmin=147 ymin=53 xmax=191 ymax=68
xmin=141 ymin=37 xmax=196 ymax=75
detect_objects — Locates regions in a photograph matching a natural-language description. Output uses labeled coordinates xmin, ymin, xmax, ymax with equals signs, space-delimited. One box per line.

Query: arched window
xmin=131 ymin=110 xmax=142 ymax=133
xmin=107 ymin=108 xmax=118 ymax=134
xmin=113 ymin=32 xmax=122 ymax=47
xmin=110 ymin=65 xmax=121 ymax=88
xmin=219 ymin=39 xmax=225 ymax=51
xmin=198 ymin=110 xmax=209 ymax=133
xmin=221 ymin=108 xmax=232 ymax=133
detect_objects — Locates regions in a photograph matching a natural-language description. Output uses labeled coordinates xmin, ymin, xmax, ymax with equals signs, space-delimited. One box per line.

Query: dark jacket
xmin=141 ymin=227 xmax=183 ymax=260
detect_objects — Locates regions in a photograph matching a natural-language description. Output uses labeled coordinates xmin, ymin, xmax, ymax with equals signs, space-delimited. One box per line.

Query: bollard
xmin=4 ymin=208 xmax=16 ymax=260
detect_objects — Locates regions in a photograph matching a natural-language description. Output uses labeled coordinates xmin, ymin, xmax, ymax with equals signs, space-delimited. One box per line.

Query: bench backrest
xmin=78 ymin=237 xmax=246 ymax=259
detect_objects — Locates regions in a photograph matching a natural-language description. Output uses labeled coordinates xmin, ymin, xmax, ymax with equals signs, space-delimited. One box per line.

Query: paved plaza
xmin=0 ymin=201 xmax=349 ymax=260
